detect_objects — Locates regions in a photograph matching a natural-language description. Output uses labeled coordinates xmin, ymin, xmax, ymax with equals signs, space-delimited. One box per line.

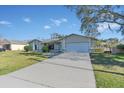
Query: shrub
xmin=116 ymin=44 xmax=124 ymax=49
xmin=31 ymin=52 xmax=42 ymax=55
xmin=42 ymin=45 xmax=49 ymax=52
xmin=24 ymin=45 xmax=32 ymax=52
xmin=94 ymin=48 xmax=104 ymax=53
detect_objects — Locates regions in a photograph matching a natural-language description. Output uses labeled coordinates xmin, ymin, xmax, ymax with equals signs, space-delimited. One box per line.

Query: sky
xmin=0 ymin=5 xmax=123 ymax=40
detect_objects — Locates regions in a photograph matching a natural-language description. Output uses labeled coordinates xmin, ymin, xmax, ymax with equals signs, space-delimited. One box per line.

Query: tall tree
xmin=95 ymin=40 xmax=103 ymax=48
xmin=68 ymin=5 xmax=124 ymax=37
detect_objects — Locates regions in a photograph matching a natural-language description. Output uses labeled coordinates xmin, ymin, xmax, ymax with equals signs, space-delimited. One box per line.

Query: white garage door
xmin=66 ymin=42 xmax=90 ymax=52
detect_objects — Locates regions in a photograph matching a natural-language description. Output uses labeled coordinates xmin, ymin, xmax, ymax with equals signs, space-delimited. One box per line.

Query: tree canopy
xmin=68 ymin=5 xmax=124 ymax=37
xmin=51 ymin=33 xmax=65 ymax=39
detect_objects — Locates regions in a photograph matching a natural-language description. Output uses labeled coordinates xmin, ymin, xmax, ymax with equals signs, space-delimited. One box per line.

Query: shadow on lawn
xmin=19 ymin=52 xmax=46 ymax=58
xmin=27 ymin=58 xmax=43 ymax=62
xmin=91 ymin=53 xmax=124 ymax=76
xmin=94 ymin=69 xmax=124 ymax=76
xmin=91 ymin=53 xmax=124 ymax=67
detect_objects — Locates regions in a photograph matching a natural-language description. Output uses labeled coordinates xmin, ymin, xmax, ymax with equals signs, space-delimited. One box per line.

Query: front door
xmin=35 ymin=45 xmax=37 ymax=50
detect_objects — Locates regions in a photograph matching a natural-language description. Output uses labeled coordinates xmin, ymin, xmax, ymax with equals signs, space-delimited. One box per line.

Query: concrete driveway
xmin=0 ymin=52 xmax=96 ymax=88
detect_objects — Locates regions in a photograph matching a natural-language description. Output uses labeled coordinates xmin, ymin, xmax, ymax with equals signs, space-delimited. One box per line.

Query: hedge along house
xmin=29 ymin=34 xmax=97 ymax=53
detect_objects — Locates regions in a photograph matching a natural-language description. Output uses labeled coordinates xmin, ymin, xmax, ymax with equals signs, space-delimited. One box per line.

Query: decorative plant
xmin=24 ymin=45 xmax=32 ymax=52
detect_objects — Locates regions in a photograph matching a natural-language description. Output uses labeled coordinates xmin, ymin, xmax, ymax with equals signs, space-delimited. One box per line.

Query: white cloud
xmin=0 ymin=20 xmax=11 ymax=26
xmin=50 ymin=19 xmax=62 ymax=26
xmin=23 ymin=17 xmax=31 ymax=23
xmin=50 ymin=18 xmax=68 ymax=27
xmin=44 ymin=25 xmax=51 ymax=29
xmin=98 ymin=22 xmax=120 ymax=32
xmin=61 ymin=18 xmax=68 ymax=22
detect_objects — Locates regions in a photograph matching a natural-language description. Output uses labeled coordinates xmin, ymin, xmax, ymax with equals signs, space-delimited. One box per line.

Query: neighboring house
xmin=3 ymin=40 xmax=27 ymax=51
xmin=29 ymin=34 xmax=97 ymax=53
xmin=0 ymin=39 xmax=10 ymax=49
xmin=29 ymin=39 xmax=43 ymax=52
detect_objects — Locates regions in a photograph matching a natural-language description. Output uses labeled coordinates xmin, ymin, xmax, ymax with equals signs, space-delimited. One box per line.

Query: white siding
xmin=10 ymin=44 xmax=26 ymax=50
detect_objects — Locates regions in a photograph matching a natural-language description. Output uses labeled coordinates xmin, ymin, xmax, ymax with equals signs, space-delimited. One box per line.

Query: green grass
xmin=0 ymin=51 xmax=47 ymax=75
xmin=90 ymin=53 xmax=124 ymax=88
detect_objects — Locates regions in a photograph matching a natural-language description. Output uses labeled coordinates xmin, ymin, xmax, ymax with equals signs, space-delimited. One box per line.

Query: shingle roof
xmin=28 ymin=34 xmax=97 ymax=44
xmin=28 ymin=39 xmax=42 ymax=43
xmin=42 ymin=34 xmax=97 ymax=43
xmin=0 ymin=39 xmax=10 ymax=45
xmin=9 ymin=40 xmax=27 ymax=45
xmin=0 ymin=38 xmax=28 ymax=45
xmin=63 ymin=34 xmax=97 ymax=40
xmin=42 ymin=38 xmax=60 ymax=43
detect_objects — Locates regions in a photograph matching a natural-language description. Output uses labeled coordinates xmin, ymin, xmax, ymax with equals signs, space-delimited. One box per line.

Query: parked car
xmin=0 ymin=48 xmax=5 ymax=52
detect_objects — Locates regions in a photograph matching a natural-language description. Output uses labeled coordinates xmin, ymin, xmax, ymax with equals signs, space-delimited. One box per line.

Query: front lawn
xmin=91 ymin=53 xmax=124 ymax=88
xmin=0 ymin=51 xmax=47 ymax=75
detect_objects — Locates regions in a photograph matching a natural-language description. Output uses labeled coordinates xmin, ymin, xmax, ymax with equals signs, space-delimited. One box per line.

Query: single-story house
xmin=29 ymin=34 xmax=97 ymax=53
xmin=3 ymin=40 xmax=27 ymax=51
xmin=29 ymin=39 xmax=43 ymax=52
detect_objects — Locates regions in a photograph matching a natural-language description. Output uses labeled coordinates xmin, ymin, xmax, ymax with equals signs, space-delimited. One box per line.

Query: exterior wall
xmin=54 ymin=43 xmax=59 ymax=50
xmin=54 ymin=42 xmax=61 ymax=52
xmin=91 ymin=39 xmax=97 ymax=48
xmin=61 ymin=39 xmax=66 ymax=51
xmin=65 ymin=35 xmax=90 ymax=43
xmin=10 ymin=44 xmax=26 ymax=51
